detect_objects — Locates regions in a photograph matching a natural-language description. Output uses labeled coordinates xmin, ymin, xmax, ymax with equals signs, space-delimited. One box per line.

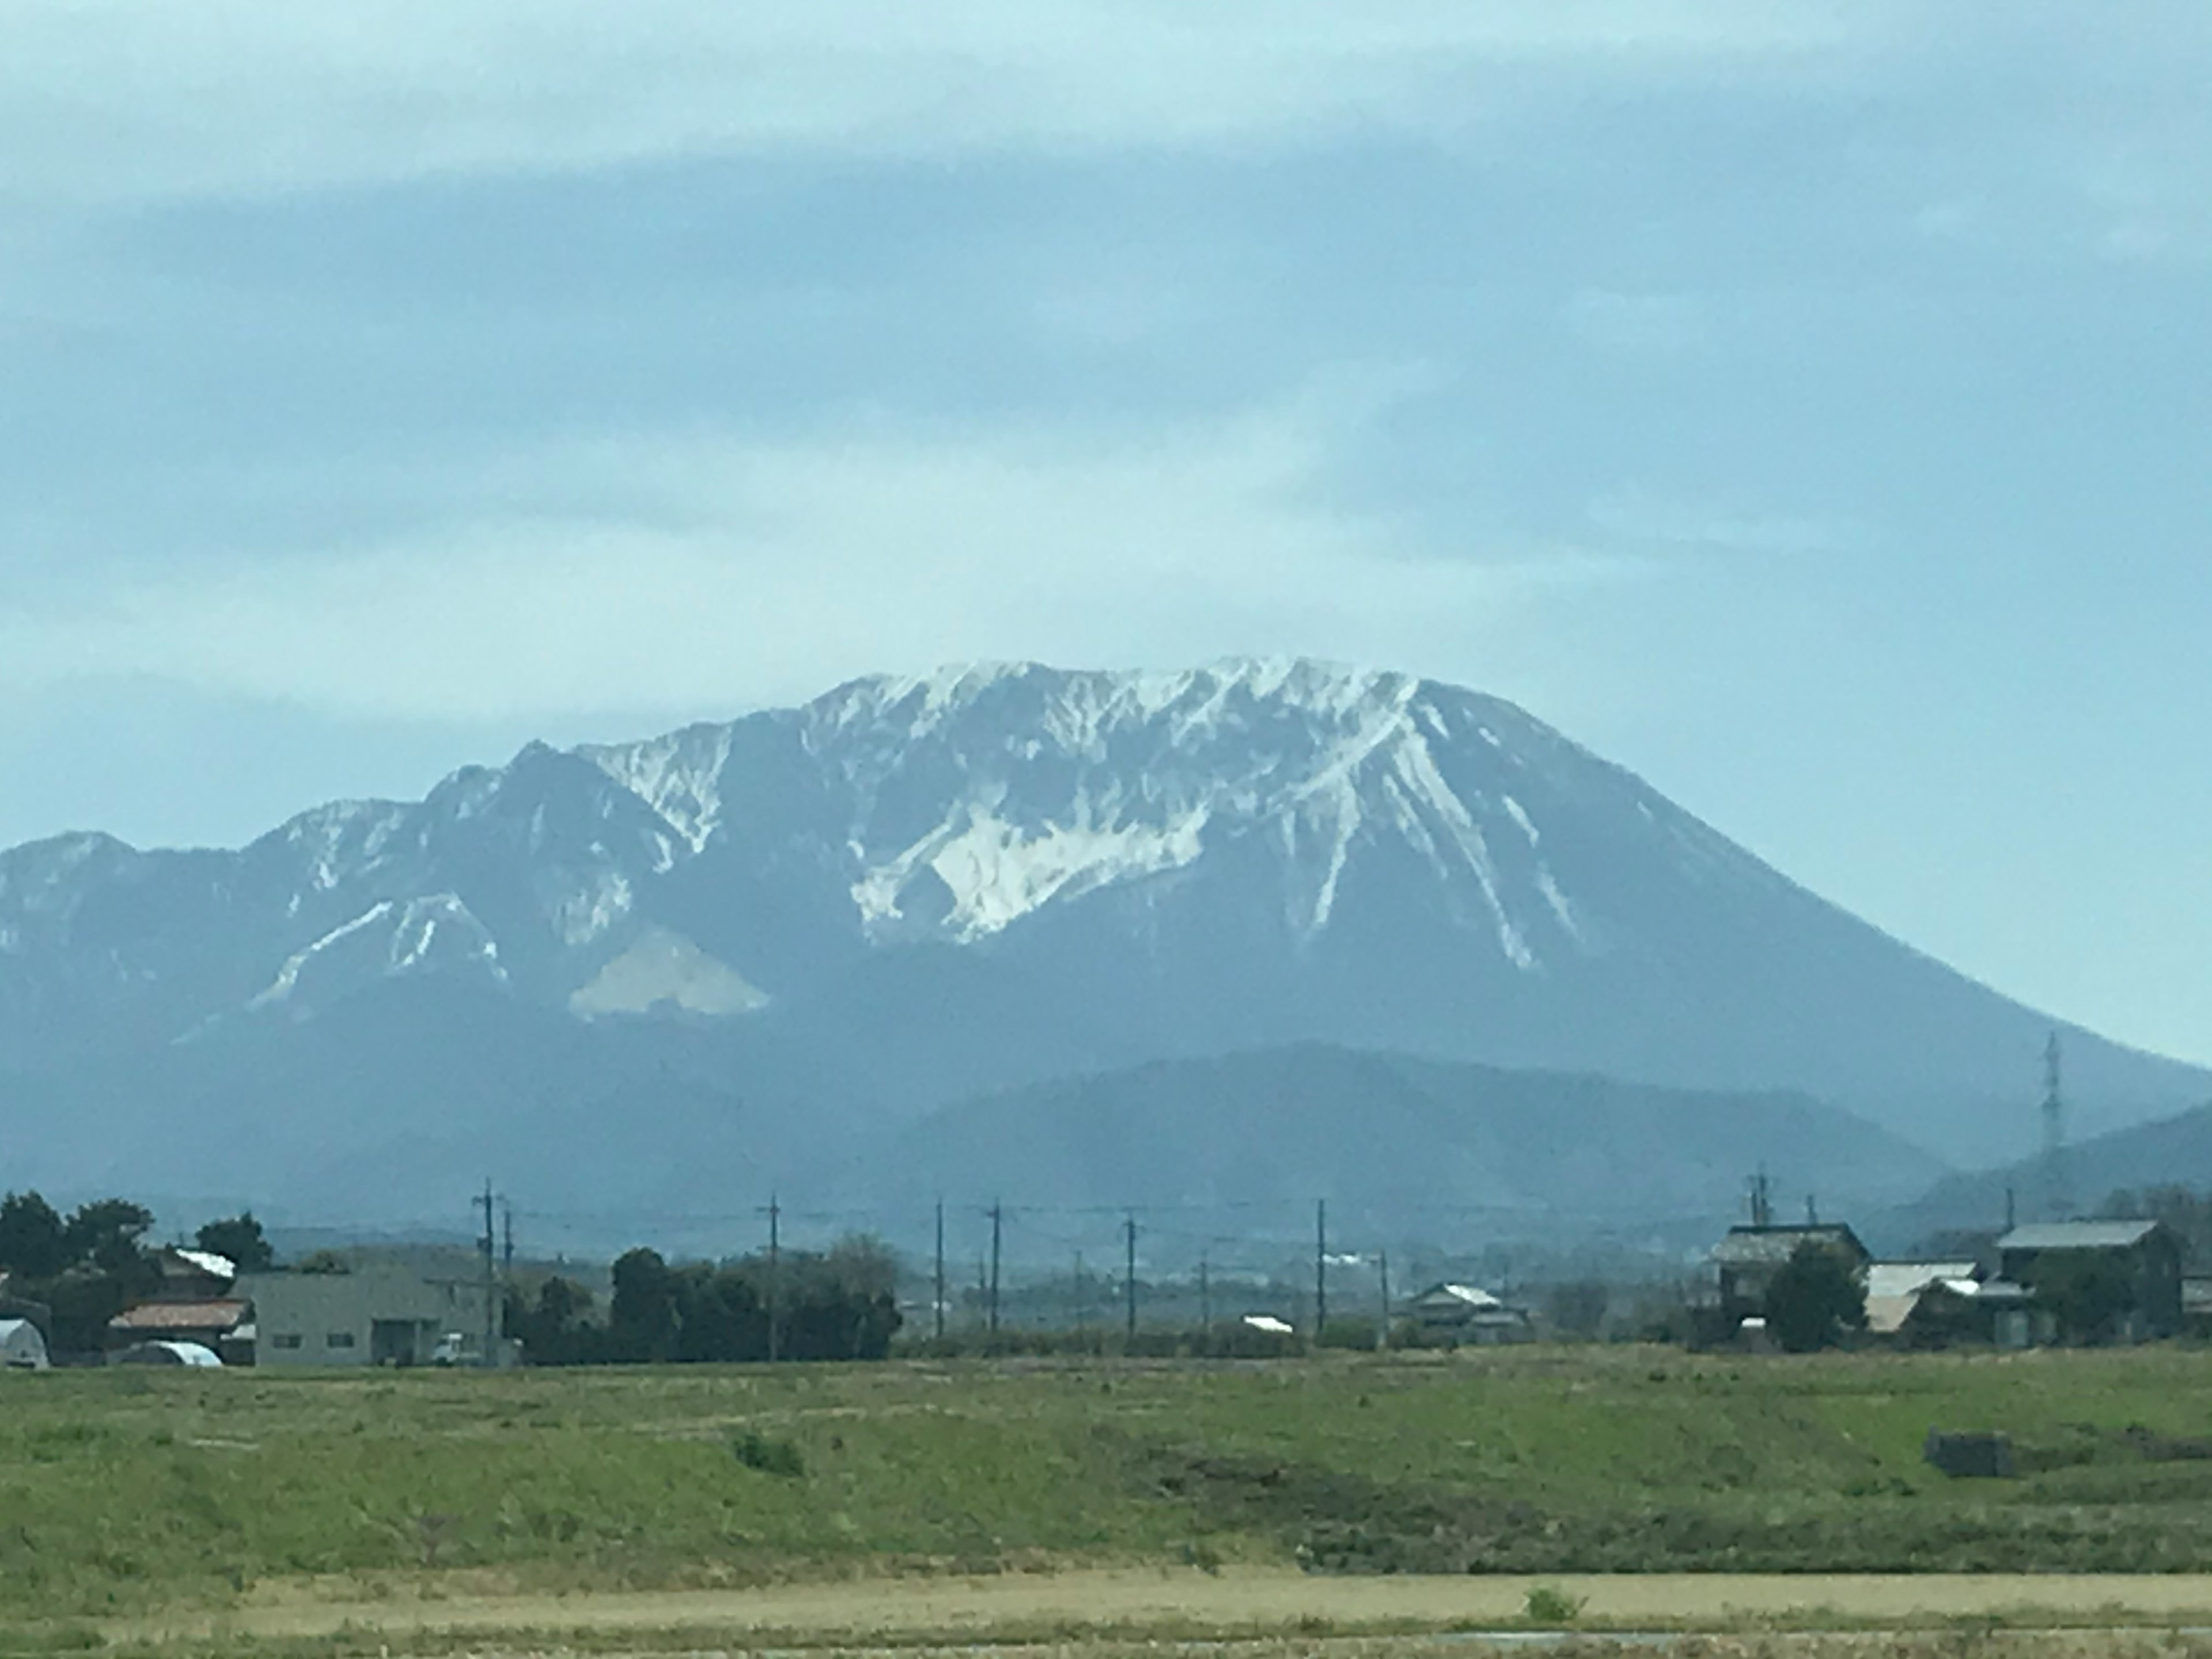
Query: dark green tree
xmin=63 ymin=1198 xmax=156 ymax=1280
xmin=610 ymin=1247 xmax=679 ymax=1362
xmin=194 ymin=1212 xmax=276 ymax=1272
xmin=43 ymin=1271 xmax=131 ymax=1355
xmin=672 ymin=1264 xmax=766 ymax=1362
xmin=0 ymin=1190 xmax=69 ymax=1279
xmin=504 ymin=1275 xmax=605 ymax=1365
xmin=2029 ymin=1251 xmax=2138 ymax=1344
xmin=1763 ymin=1241 xmax=1867 ymax=1353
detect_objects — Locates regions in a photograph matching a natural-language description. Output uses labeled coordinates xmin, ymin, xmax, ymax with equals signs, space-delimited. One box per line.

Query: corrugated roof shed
xmin=1863 ymin=1262 xmax=1981 ymax=1335
xmin=1866 ymin=1262 xmax=1978 ymax=1301
xmin=1998 ymin=1221 xmax=2161 ymax=1251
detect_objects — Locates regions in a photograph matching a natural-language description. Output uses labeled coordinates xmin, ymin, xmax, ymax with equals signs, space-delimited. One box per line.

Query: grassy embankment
xmin=7 ymin=1346 xmax=2212 ymax=1626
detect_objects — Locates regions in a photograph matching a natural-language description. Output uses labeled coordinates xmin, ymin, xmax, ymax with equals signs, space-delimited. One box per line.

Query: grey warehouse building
xmin=242 ymin=1262 xmax=503 ymax=1368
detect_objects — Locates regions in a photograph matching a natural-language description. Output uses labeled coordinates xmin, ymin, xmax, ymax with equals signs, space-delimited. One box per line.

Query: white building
xmin=0 ymin=1319 xmax=50 ymax=1370
xmin=241 ymin=1260 xmax=503 ymax=1368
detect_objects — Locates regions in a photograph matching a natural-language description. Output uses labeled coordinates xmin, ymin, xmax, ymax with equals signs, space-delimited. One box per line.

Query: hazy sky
xmin=2 ymin=2 xmax=2207 ymax=1067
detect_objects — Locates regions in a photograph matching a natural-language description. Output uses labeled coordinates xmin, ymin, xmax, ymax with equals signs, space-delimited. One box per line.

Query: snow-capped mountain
xmin=2 ymin=660 xmax=2205 ymax=1211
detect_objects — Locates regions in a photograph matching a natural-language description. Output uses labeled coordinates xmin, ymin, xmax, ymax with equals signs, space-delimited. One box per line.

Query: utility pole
xmin=934 ymin=1199 xmax=946 ymax=1343
xmin=766 ymin=1192 xmax=782 ymax=1364
xmin=1378 ymin=1248 xmax=1392 ymax=1351
xmin=473 ymin=1180 xmax=498 ymax=1370
xmin=1314 ymin=1200 xmax=1328 ymax=1340
xmin=1199 ymin=1254 xmax=1212 ymax=1332
xmin=1747 ymin=1169 xmax=1774 ymax=1229
xmin=1123 ymin=1213 xmax=1139 ymax=1344
xmin=987 ymin=1203 xmax=1002 ymax=1336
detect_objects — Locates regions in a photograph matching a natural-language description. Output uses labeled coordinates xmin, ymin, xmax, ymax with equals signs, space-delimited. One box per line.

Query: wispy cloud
xmin=3 ymin=1 xmax=1872 ymax=204
xmin=0 ymin=396 xmax=1616 ymax=722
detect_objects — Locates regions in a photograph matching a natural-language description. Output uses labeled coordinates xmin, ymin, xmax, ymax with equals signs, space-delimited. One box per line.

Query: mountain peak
xmin=5 ymin=661 xmax=2206 ymax=1192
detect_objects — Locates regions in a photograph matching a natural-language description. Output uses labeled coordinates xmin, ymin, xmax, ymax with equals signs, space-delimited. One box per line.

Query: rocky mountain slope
xmin=2 ymin=660 xmax=2203 ymax=1223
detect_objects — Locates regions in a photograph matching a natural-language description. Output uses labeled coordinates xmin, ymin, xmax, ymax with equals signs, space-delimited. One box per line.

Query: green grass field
xmin=7 ymin=1346 xmax=2212 ymax=1626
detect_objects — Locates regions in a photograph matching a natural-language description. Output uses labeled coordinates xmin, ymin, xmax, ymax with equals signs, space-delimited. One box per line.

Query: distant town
xmin=5 ymin=1175 xmax=2206 ymax=1373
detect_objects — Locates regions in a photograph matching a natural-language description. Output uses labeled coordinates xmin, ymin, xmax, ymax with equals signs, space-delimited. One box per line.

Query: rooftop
xmin=109 ymin=1299 xmax=249 ymax=1334
xmin=1998 ymin=1220 xmax=2163 ymax=1252
xmin=1865 ymin=1262 xmax=1979 ymax=1302
xmin=164 ymin=1248 xmax=238 ymax=1282
xmin=1711 ymin=1224 xmax=1868 ymax=1267
xmin=1410 ymin=1282 xmax=1505 ymax=1310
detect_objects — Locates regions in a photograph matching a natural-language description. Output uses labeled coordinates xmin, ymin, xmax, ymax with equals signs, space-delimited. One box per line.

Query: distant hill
xmin=1880 ymin=1097 xmax=2212 ymax=1251
xmin=835 ymin=1044 xmax=1944 ymax=1247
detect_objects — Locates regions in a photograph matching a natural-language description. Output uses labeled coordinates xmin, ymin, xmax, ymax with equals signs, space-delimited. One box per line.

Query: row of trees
xmin=505 ymin=1236 xmax=902 ymax=1365
xmin=0 ymin=1190 xmax=272 ymax=1354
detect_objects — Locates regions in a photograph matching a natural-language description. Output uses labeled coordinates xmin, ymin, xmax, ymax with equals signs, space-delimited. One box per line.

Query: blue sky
xmin=1 ymin=1 xmax=2207 ymax=1069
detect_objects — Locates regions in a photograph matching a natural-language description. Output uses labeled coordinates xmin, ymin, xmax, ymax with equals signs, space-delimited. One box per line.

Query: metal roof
xmin=1998 ymin=1220 xmax=2162 ymax=1251
xmin=1710 ymin=1224 xmax=1868 ymax=1266
xmin=168 ymin=1248 xmax=238 ymax=1282
xmin=1866 ymin=1262 xmax=1978 ymax=1302
xmin=116 ymin=1340 xmax=222 ymax=1368
xmin=1411 ymin=1282 xmax=1503 ymax=1310
xmin=109 ymin=1300 xmax=249 ymax=1334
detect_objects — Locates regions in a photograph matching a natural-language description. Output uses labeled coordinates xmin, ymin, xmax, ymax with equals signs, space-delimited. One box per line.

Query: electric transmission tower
xmin=2041 ymin=1031 xmax=2071 ymax=1221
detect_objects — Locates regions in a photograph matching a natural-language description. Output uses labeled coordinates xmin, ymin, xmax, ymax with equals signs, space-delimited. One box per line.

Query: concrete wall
xmin=242 ymin=1264 xmax=499 ymax=1368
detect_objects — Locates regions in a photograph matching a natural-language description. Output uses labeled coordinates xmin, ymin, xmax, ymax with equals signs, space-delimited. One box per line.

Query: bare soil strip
xmin=121 ymin=1569 xmax=2212 ymax=1646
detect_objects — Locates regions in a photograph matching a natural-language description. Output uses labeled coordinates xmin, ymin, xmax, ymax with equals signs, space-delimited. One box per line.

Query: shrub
xmin=730 ymin=1430 xmax=806 ymax=1479
xmin=1524 ymin=1584 xmax=1586 ymax=1625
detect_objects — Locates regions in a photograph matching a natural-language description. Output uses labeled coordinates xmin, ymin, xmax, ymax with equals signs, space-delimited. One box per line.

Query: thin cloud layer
xmin=7 ymin=0 xmax=1872 ymax=202
xmin=0 ymin=401 xmax=1616 ymax=722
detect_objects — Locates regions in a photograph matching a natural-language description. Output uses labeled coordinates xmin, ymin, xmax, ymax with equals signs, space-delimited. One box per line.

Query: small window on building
xmin=327 ymin=1331 xmax=357 ymax=1349
xmin=271 ymin=1333 xmax=304 ymax=1351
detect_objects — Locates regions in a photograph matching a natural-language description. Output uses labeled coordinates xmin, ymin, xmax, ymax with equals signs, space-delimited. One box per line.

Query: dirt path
xmin=120 ymin=1568 xmax=2212 ymax=1647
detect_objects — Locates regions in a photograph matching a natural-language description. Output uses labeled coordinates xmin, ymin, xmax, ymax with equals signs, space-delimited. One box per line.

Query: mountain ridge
xmin=2 ymin=658 xmax=2205 ymax=1211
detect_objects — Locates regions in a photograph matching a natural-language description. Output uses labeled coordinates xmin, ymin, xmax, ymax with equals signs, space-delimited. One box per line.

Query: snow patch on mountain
xmin=268 ymin=800 xmax=412 ymax=895
xmin=553 ymin=869 xmax=636 ymax=946
xmin=855 ymin=804 xmax=1210 ymax=941
xmin=251 ymin=894 xmax=505 ymax=1013
xmin=582 ymin=725 xmax=732 ymax=856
